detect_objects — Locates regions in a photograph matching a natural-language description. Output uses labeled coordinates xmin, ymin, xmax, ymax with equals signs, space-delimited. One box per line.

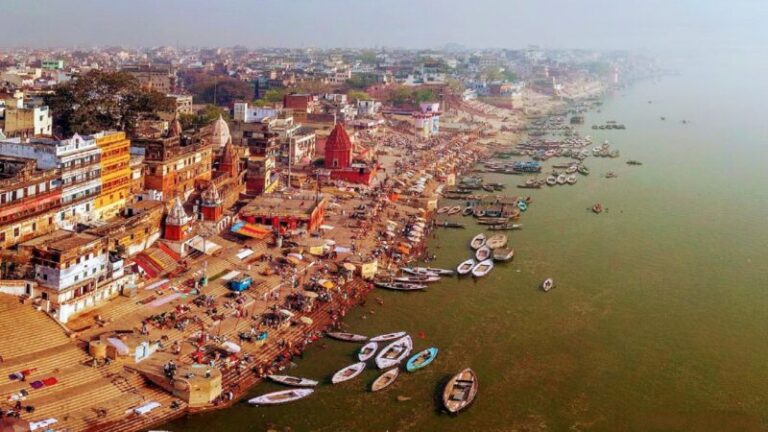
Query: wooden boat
xmin=358 ymin=341 xmax=378 ymax=362
xmin=462 ymin=206 xmax=474 ymax=216
xmin=556 ymin=174 xmax=567 ymax=185
xmin=332 ymin=362 xmax=367 ymax=384
xmin=469 ymin=234 xmax=486 ymax=250
xmin=439 ymin=221 xmax=465 ymax=228
xmin=566 ymin=174 xmax=577 ymax=185
xmin=473 ymin=208 xmax=486 ymax=217
xmin=475 ymin=246 xmax=491 ymax=261
xmin=456 ymin=259 xmax=476 ymax=275
xmin=592 ymin=203 xmax=603 ymax=214
xmin=546 ymin=176 xmax=557 ymax=186
xmin=488 ymin=223 xmax=522 ymax=231
xmin=424 ymin=267 xmax=454 ymax=276
xmin=471 ymin=259 xmax=494 ymax=277
xmin=477 ymin=217 xmax=508 ymax=225
xmin=436 ymin=206 xmax=450 ymax=214
xmin=447 ymin=206 xmax=462 ymax=215
xmin=370 ymin=331 xmax=408 ymax=343
xmin=327 ymin=332 xmax=368 ymax=342
xmin=442 ymin=368 xmax=478 ymax=413
xmin=375 ymin=335 xmax=413 ymax=369
xmin=374 ymin=281 xmax=426 ymax=291
xmin=517 ymin=201 xmax=528 ymax=211
xmin=393 ymin=275 xmax=440 ymax=284
xmin=268 ymin=375 xmax=319 ymax=387
xmin=566 ymin=165 xmax=578 ymax=174
xmin=401 ymin=267 xmax=439 ymax=276
xmin=486 ymin=234 xmax=508 ymax=249
xmin=577 ymin=165 xmax=590 ymax=175
xmin=541 ymin=278 xmax=555 ymax=292
xmin=493 ymin=248 xmax=515 ymax=262
xmin=406 ymin=347 xmax=439 ymax=372
xmin=371 ymin=368 xmax=399 ymax=392
xmin=248 ymin=388 xmax=314 ymax=405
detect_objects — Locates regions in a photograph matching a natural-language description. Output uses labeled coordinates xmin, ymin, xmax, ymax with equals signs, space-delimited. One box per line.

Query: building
xmin=239 ymin=192 xmax=327 ymax=233
xmin=2 ymin=105 xmax=52 ymax=136
xmin=121 ymin=64 xmax=175 ymax=93
xmin=85 ymin=200 xmax=164 ymax=257
xmin=323 ymin=123 xmax=376 ymax=184
xmin=166 ymin=94 xmax=193 ymax=116
xmin=94 ymin=131 xmax=132 ymax=220
xmin=283 ymin=93 xmax=318 ymax=114
xmin=41 ymin=59 xmax=64 ymax=71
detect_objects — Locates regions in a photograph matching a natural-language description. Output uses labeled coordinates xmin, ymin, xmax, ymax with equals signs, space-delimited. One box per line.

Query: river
xmin=166 ymin=52 xmax=768 ymax=431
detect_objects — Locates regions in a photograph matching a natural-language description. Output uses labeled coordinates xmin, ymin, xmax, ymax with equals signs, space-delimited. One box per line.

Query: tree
xmin=414 ymin=88 xmax=437 ymax=104
xmin=181 ymin=71 xmax=254 ymax=106
xmin=347 ymin=90 xmax=371 ymax=102
xmin=345 ymin=73 xmax=379 ymax=90
xmin=45 ymin=70 xmax=174 ymax=136
xmin=179 ymin=105 xmax=229 ymax=131
xmin=261 ymin=89 xmax=286 ymax=104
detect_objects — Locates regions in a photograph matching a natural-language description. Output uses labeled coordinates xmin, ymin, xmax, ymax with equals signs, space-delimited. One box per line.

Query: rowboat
xmin=546 ymin=176 xmax=557 ymax=186
xmin=331 ymin=362 xmax=366 ymax=384
xmin=370 ymin=331 xmax=408 ymax=343
xmin=371 ymin=368 xmax=399 ymax=392
xmin=517 ymin=201 xmax=528 ymax=211
xmin=268 ymin=375 xmax=319 ymax=387
xmin=447 ymin=206 xmax=462 ymax=215
xmin=477 ymin=217 xmax=508 ymax=225
xmin=556 ymin=174 xmax=567 ymax=185
xmin=248 ymin=388 xmax=314 ymax=405
xmin=393 ymin=275 xmax=440 ymax=283
xmin=442 ymin=368 xmax=478 ymax=413
xmin=327 ymin=332 xmax=368 ymax=342
xmin=471 ymin=259 xmax=494 ymax=277
xmin=436 ymin=206 xmax=450 ymax=214
xmin=577 ymin=165 xmax=590 ymax=175
xmin=566 ymin=165 xmax=578 ymax=174
xmin=375 ymin=335 xmax=413 ymax=369
xmin=358 ymin=341 xmax=378 ymax=362
xmin=470 ymin=234 xmax=486 ymax=250
xmin=473 ymin=208 xmax=486 ymax=217
xmin=405 ymin=347 xmax=439 ymax=372
xmin=456 ymin=259 xmax=476 ymax=275
xmin=462 ymin=206 xmax=474 ymax=216
xmin=488 ymin=223 xmax=522 ymax=231
xmin=401 ymin=267 xmax=440 ymax=276
xmin=374 ymin=281 xmax=426 ymax=291
xmin=475 ymin=246 xmax=491 ymax=261
xmin=486 ymin=234 xmax=508 ymax=249
xmin=592 ymin=203 xmax=603 ymax=214
xmin=541 ymin=278 xmax=555 ymax=292
xmin=493 ymin=248 xmax=515 ymax=262
xmin=567 ymin=174 xmax=577 ymax=185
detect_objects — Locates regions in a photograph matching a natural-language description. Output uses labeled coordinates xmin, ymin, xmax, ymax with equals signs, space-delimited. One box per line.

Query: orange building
xmin=94 ymin=131 xmax=132 ymax=219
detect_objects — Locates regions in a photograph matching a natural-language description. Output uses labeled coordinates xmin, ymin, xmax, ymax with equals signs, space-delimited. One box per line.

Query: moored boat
xmin=393 ymin=275 xmax=440 ymax=284
xmin=400 ymin=267 xmax=439 ymax=276
xmin=327 ymin=332 xmax=368 ymax=342
xmin=456 ymin=259 xmax=476 ymax=275
xmin=592 ymin=203 xmax=603 ymax=214
xmin=475 ymin=245 xmax=491 ymax=261
xmin=577 ymin=165 xmax=590 ymax=175
xmin=462 ymin=206 xmax=474 ymax=216
xmin=358 ymin=341 xmax=378 ymax=362
xmin=374 ymin=281 xmax=427 ymax=291
xmin=447 ymin=206 xmax=462 ymax=215
xmin=488 ymin=223 xmax=522 ymax=231
xmin=486 ymin=234 xmax=508 ymax=249
xmin=541 ymin=278 xmax=555 ymax=292
xmin=556 ymin=174 xmax=567 ymax=185
xmin=370 ymin=331 xmax=408 ymax=343
xmin=375 ymin=335 xmax=413 ymax=369
xmin=423 ymin=267 xmax=455 ymax=276
xmin=268 ymin=375 xmax=319 ymax=387
xmin=567 ymin=174 xmax=577 ymax=185
xmin=436 ymin=206 xmax=450 ymax=214
xmin=546 ymin=176 xmax=557 ymax=186
xmin=471 ymin=259 xmax=494 ymax=277
xmin=406 ymin=347 xmax=439 ymax=372
xmin=248 ymin=389 xmax=314 ymax=405
xmin=493 ymin=248 xmax=515 ymax=261
xmin=517 ymin=201 xmax=528 ymax=211
xmin=442 ymin=368 xmax=478 ymax=413
xmin=371 ymin=368 xmax=399 ymax=392
xmin=470 ymin=233 xmax=486 ymax=250
xmin=332 ymin=362 xmax=367 ymax=384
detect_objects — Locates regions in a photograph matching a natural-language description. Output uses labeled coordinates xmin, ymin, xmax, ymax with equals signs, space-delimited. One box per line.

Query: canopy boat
xmin=268 ymin=375 xmax=319 ymax=388
xmin=462 ymin=206 xmax=474 ymax=216
xmin=327 ymin=332 xmax=368 ymax=342
xmin=436 ymin=206 xmax=450 ymax=214
xmin=248 ymin=389 xmax=314 ymax=405
xmin=406 ymin=347 xmax=439 ymax=372
xmin=541 ymin=278 xmax=555 ymax=292
xmin=456 ymin=259 xmax=476 ymax=275
xmin=358 ymin=341 xmax=379 ymax=362
xmin=332 ymin=362 xmax=367 ymax=384
xmin=442 ymin=368 xmax=479 ymax=413
xmin=546 ymin=176 xmax=557 ymax=186
xmin=486 ymin=234 xmax=508 ymax=249
xmin=447 ymin=206 xmax=462 ymax=215
xmin=488 ymin=223 xmax=522 ymax=231
xmin=556 ymin=174 xmax=567 ymax=185
xmin=470 ymin=234 xmax=486 ymax=250
xmin=393 ymin=275 xmax=440 ymax=284
xmin=370 ymin=331 xmax=408 ymax=343
xmin=375 ymin=335 xmax=413 ymax=369
xmin=371 ymin=368 xmax=400 ymax=392
xmin=374 ymin=281 xmax=427 ymax=291
xmin=493 ymin=248 xmax=515 ymax=262
xmin=475 ymin=246 xmax=491 ymax=261
xmin=471 ymin=259 xmax=494 ymax=277
xmin=567 ymin=174 xmax=577 ymax=185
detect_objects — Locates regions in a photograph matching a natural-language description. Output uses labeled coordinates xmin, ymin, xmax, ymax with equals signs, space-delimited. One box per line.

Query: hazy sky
xmin=1 ymin=0 xmax=766 ymax=52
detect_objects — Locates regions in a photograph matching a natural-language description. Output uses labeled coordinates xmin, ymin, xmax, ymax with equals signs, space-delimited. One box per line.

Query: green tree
xmin=345 ymin=73 xmax=379 ymax=90
xmin=347 ymin=90 xmax=372 ymax=102
xmin=181 ymin=71 xmax=254 ymax=106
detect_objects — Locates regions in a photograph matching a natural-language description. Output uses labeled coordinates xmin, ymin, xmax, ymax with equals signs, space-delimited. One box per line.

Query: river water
xmin=167 ymin=53 xmax=768 ymax=431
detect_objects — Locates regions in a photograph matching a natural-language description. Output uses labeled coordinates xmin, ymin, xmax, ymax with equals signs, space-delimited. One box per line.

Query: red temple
xmin=323 ymin=123 xmax=376 ymax=185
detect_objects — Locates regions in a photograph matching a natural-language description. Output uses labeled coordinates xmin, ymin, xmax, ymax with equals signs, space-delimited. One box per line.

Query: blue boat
xmin=517 ymin=201 xmax=528 ymax=211
xmin=405 ymin=347 xmax=439 ymax=372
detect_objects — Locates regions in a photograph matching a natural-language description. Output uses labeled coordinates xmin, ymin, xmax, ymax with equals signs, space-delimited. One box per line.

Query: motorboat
xmin=371 ymin=368 xmax=399 ymax=392
xmin=327 ymin=332 xmax=368 ymax=342
xmin=457 ymin=259 xmax=476 ymax=275
xmin=375 ymin=335 xmax=413 ymax=369
xmin=493 ymin=248 xmax=515 ymax=262
xmin=374 ymin=281 xmax=427 ymax=291
xmin=268 ymin=375 xmax=319 ymax=387
xmin=248 ymin=389 xmax=314 ymax=405
xmin=370 ymin=331 xmax=408 ymax=343
xmin=486 ymin=234 xmax=508 ymax=249
xmin=475 ymin=246 xmax=491 ymax=261
xmin=541 ymin=278 xmax=555 ymax=292
xmin=358 ymin=341 xmax=378 ymax=362
xmin=405 ymin=347 xmax=439 ymax=372
xmin=442 ymin=368 xmax=478 ymax=413
xmin=470 ymin=234 xmax=486 ymax=250
xmin=332 ymin=362 xmax=367 ymax=384
xmin=471 ymin=259 xmax=494 ymax=277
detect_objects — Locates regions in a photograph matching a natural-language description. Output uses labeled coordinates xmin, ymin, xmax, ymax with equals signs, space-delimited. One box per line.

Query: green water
xmin=167 ymin=56 xmax=768 ymax=431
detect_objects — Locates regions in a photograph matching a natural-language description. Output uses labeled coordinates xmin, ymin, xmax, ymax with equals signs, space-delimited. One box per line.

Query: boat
xmin=517 ymin=201 xmax=528 ymax=211
xmin=493 ymin=248 xmax=515 ymax=262
xmin=546 ymin=176 xmax=557 ymax=186
xmin=400 ymin=267 xmax=438 ymax=277
xmin=477 ymin=217 xmax=508 ymax=225
xmin=332 ymin=362 xmax=367 ymax=384
xmin=393 ymin=275 xmax=440 ymax=284
xmin=436 ymin=206 xmax=450 ymax=214
xmin=457 ymin=259 xmax=475 ymax=275
xmin=268 ymin=375 xmax=319 ymax=388
xmin=486 ymin=234 xmax=508 ymax=249
xmin=370 ymin=331 xmax=408 ymax=343
xmin=566 ymin=174 xmax=577 ymax=185
xmin=473 ymin=208 xmax=486 ymax=217
xmin=471 ymin=259 xmax=494 ymax=277
xmin=374 ymin=281 xmax=426 ymax=291
xmin=470 ymin=234 xmax=486 ymax=250
xmin=462 ymin=206 xmax=474 ymax=216
xmin=592 ymin=203 xmax=603 ymax=214
xmin=541 ymin=278 xmax=555 ymax=292
xmin=605 ymin=171 xmax=618 ymax=178
xmin=439 ymin=221 xmax=465 ymax=228
xmin=566 ymin=165 xmax=578 ymax=174
xmin=447 ymin=206 xmax=462 ymax=215
xmin=248 ymin=389 xmax=314 ymax=405
xmin=488 ymin=223 xmax=522 ymax=231
xmin=375 ymin=335 xmax=413 ymax=369
xmin=475 ymin=246 xmax=491 ymax=261
xmin=358 ymin=341 xmax=378 ymax=362
xmin=556 ymin=174 xmax=567 ymax=185
xmin=423 ymin=267 xmax=455 ymax=276
xmin=577 ymin=165 xmax=590 ymax=175
xmin=626 ymin=160 xmax=643 ymax=166
xmin=442 ymin=368 xmax=479 ymax=413
xmin=405 ymin=347 xmax=439 ymax=372
xmin=327 ymin=332 xmax=368 ymax=342
xmin=371 ymin=368 xmax=399 ymax=392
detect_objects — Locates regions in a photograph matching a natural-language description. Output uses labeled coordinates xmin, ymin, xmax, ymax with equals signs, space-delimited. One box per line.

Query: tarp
xmin=132 ymin=401 xmax=161 ymax=415
xmin=188 ymin=236 xmax=222 ymax=255
xmin=107 ymin=337 xmax=130 ymax=356
xmin=221 ymin=341 xmax=241 ymax=353
xmin=236 ymin=249 xmax=254 ymax=260
xmin=29 ymin=418 xmax=57 ymax=431
xmin=300 ymin=316 xmax=313 ymax=325
xmin=231 ymin=222 xmax=271 ymax=239
xmin=144 ymin=278 xmax=169 ymax=291
xmin=221 ymin=270 xmax=241 ymax=281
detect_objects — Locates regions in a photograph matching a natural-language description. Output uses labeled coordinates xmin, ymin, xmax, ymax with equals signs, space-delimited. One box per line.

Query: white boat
xmin=470 ymin=234 xmax=486 ymax=250
xmin=370 ymin=331 xmax=408 ymax=343
xmin=541 ymin=278 xmax=555 ymax=292
xmin=486 ymin=234 xmax=508 ymax=249
xmin=375 ymin=335 xmax=413 ymax=369
xmin=471 ymin=259 xmax=494 ymax=277
xmin=447 ymin=206 xmax=462 ymax=215
xmin=492 ymin=248 xmax=515 ymax=262
xmin=566 ymin=174 xmax=577 ymax=185
xmin=437 ymin=206 xmax=450 ymax=214
xmin=456 ymin=259 xmax=476 ymax=275
xmin=371 ymin=368 xmax=400 ymax=392
xmin=423 ymin=267 xmax=454 ymax=276
xmin=248 ymin=388 xmax=314 ymax=405
xmin=556 ymin=174 xmax=567 ymax=185
xmin=462 ymin=207 xmax=474 ymax=216
xmin=475 ymin=246 xmax=491 ymax=261
xmin=358 ymin=341 xmax=378 ymax=362
xmin=566 ymin=165 xmax=578 ymax=174
xmin=331 ymin=362 xmax=366 ymax=384
xmin=327 ymin=332 xmax=368 ymax=342
xmin=393 ymin=275 xmax=440 ymax=283
xmin=546 ymin=176 xmax=557 ymax=186
xmin=374 ymin=281 xmax=427 ymax=291
xmin=401 ymin=267 xmax=439 ymax=277
xmin=268 ymin=375 xmax=319 ymax=387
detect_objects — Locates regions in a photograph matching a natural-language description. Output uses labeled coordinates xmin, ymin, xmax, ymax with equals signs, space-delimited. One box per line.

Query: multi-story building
xmin=2 ymin=105 xmax=52 ymax=136
xmin=94 ymin=131 xmax=132 ymax=220
xmin=121 ymin=64 xmax=175 ymax=93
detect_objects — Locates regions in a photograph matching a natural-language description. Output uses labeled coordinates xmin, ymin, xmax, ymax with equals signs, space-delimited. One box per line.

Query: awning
xmin=231 ymin=222 xmax=271 ymax=239
xmin=107 ymin=337 xmax=130 ymax=356
xmin=187 ymin=236 xmax=222 ymax=255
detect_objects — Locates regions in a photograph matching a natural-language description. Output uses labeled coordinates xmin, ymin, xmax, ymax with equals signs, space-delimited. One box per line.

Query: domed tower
xmin=210 ymin=114 xmax=231 ymax=148
xmin=217 ymin=137 xmax=239 ymax=179
xmin=165 ymin=197 xmax=192 ymax=241
xmin=324 ymin=123 xmax=352 ymax=169
xmin=200 ymin=183 xmax=223 ymax=222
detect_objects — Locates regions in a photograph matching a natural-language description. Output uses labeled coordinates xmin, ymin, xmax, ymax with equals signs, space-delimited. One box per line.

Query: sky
xmin=1 ymin=0 xmax=767 ymax=52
